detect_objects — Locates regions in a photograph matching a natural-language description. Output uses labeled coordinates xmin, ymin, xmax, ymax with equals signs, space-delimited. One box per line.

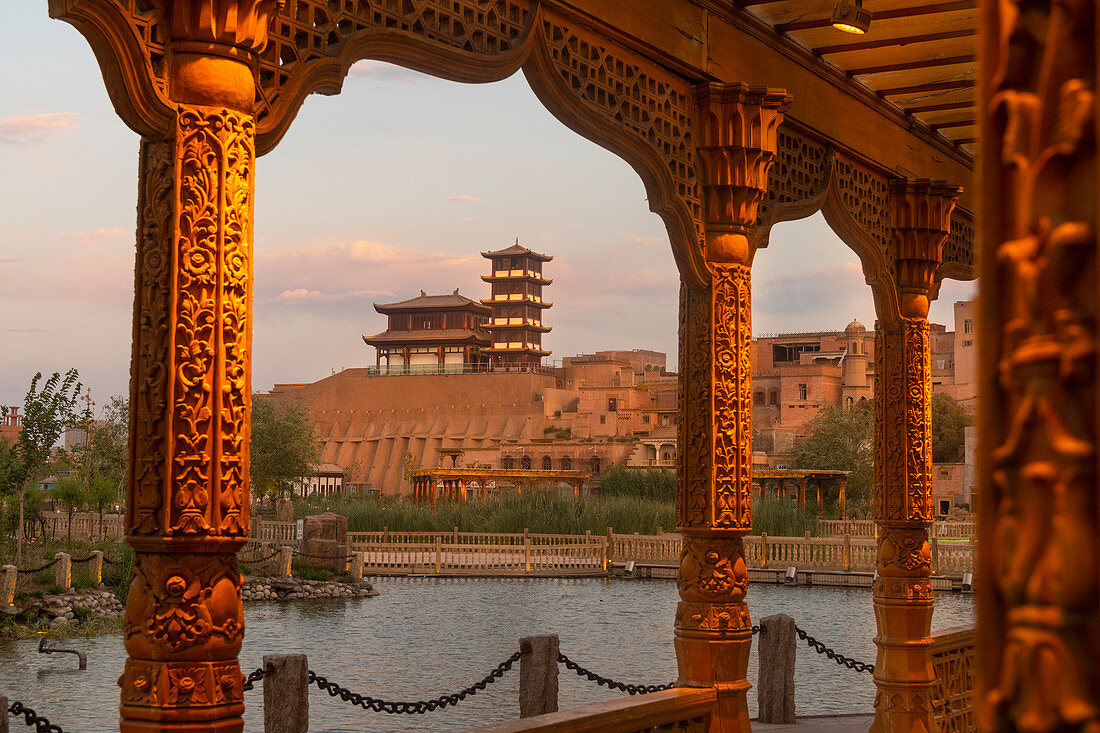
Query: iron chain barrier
xmin=556 ymin=652 xmax=674 ymax=695
xmin=15 ymin=558 xmax=60 ymax=576
xmin=793 ymin=624 xmax=875 ymax=674
xmin=243 ymin=650 xmax=523 ymax=714
xmin=7 ymin=700 xmax=66 ymax=733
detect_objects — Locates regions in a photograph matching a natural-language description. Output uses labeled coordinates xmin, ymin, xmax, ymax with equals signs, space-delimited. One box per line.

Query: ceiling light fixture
xmin=831 ymin=0 xmax=872 ymax=34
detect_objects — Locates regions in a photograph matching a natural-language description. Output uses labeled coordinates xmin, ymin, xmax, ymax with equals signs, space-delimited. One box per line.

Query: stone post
xmin=262 ymin=655 xmax=308 ymax=733
xmin=519 ymin=635 xmax=559 ymax=718
xmin=278 ymin=546 xmax=293 ymax=578
xmin=90 ymin=551 xmax=104 ymax=586
xmin=2 ymin=565 xmax=16 ymax=612
xmin=871 ymin=179 xmax=959 ymax=733
xmin=349 ymin=552 xmax=364 ymax=582
xmin=761 ymin=533 xmax=769 ymax=568
xmin=524 ymin=537 xmax=532 ymax=574
xmin=843 ymin=534 xmax=851 ymax=572
xmin=757 ymin=614 xmax=796 ymax=724
xmin=54 ymin=553 xmax=71 ymax=591
xmin=675 ymin=83 xmax=791 ymax=733
xmin=435 ymin=536 xmax=442 ymax=574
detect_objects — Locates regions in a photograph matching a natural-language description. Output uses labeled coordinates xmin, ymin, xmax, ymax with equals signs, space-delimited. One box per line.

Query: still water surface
xmin=0 ymin=578 xmax=974 ymax=732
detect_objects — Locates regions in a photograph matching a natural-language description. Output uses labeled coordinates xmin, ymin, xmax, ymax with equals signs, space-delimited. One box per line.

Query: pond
xmin=0 ymin=578 xmax=974 ymax=732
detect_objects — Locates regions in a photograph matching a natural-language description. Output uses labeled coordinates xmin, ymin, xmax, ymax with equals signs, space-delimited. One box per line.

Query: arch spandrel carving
xmin=254 ymin=0 xmax=539 ymax=152
xmin=939 ymin=206 xmax=977 ymax=281
xmin=48 ymin=0 xmax=174 ymax=137
xmin=523 ymin=15 xmax=706 ymax=286
xmin=752 ymin=127 xmax=832 ymax=250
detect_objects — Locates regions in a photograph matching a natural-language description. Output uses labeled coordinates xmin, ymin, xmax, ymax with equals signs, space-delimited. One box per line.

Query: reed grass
xmin=295 ymin=493 xmax=676 ymax=535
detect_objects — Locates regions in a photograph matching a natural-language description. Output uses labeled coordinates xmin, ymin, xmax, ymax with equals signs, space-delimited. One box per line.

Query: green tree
xmin=51 ymin=475 xmax=87 ymax=541
xmin=250 ymin=397 xmax=320 ymax=502
xmin=1 ymin=370 xmax=86 ymax=563
xmin=72 ymin=394 xmax=129 ymax=536
xmin=931 ymin=393 xmax=972 ymax=463
xmin=787 ymin=401 xmax=874 ymax=517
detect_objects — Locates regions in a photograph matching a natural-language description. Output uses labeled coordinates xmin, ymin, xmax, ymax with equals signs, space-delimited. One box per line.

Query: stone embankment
xmin=17 ymin=588 xmax=124 ymax=628
xmin=241 ymin=576 xmax=376 ymax=601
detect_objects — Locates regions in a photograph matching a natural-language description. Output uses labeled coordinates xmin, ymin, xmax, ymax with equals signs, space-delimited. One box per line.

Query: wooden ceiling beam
xmin=879 ymin=78 xmax=974 ymax=95
xmin=929 ymin=118 xmax=975 ymax=130
xmin=899 ymin=99 xmax=974 ymax=113
xmin=814 ymin=28 xmax=974 ymax=55
xmin=776 ymin=1 xmax=976 ymax=33
xmin=848 ymin=54 xmax=974 ymax=75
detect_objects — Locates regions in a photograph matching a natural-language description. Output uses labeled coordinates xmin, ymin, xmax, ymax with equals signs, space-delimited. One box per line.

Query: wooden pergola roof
xmin=737 ymin=0 xmax=977 ymax=150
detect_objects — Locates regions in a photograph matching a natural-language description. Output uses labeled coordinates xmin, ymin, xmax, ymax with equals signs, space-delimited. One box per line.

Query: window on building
xmin=542 ymin=455 xmax=552 ymax=470
xmin=502 ymin=456 xmax=514 ymax=470
xmin=938 ymin=499 xmax=951 ymax=516
xmin=754 ymin=390 xmax=765 ymax=406
xmin=599 ymin=415 xmax=606 ymax=425
xmin=798 ymin=384 xmax=807 ymax=400
xmin=608 ymin=397 xmax=618 ymax=412
xmin=845 ymin=396 xmax=853 ymax=409
xmin=521 ymin=456 xmax=532 ymax=470
xmin=561 ymin=456 xmax=572 ymax=470
xmin=591 ymin=456 xmax=602 ymax=473
xmin=964 ymin=340 xmax=973 ymax=347
xmin=964 ymin=319 xmax=973 ymax=334
xmin=643 ymin=414 xmax=651 ymax=424
xmin=768 ymin=388 xmax=779 ymax=406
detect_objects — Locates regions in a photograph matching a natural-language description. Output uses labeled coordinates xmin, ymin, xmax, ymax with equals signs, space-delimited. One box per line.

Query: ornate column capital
xmin=889 ymin=179 xmax=961 ymax=319
xmin=159 ymin=0 xmax=284 ymax=109
xmin=160 ymin=0 xmax=284 ymax=52
xmin=694 ymin=83 xmax=792 ymax=266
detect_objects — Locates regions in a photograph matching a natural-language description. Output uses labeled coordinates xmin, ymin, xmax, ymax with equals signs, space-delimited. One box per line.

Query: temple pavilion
xmin=362 ymin=289 xmax=491 ymax=373
xmin=481 ymin=242 xmax=552 ymax=368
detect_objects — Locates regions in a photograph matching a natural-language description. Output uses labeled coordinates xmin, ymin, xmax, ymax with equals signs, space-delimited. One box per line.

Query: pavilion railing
xmin=929 ymin=625 xmax=976 ymax=733
xmin=364 ymin=363 xmax=557 ymax=377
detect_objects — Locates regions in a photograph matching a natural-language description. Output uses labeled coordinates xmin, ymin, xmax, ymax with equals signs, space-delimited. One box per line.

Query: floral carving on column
xmin=871 ymin=178 xmax=959 ymax=733
xmin=978 ymin=1 xmax=1099 ymax=732
xmin=121 ymin=105 xmax=255 ymax=733
xmin=676 ymin=82 xmax=790 ymax=733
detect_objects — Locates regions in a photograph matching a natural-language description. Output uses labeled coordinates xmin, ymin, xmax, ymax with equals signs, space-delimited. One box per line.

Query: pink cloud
xmin=445 ymin=195 xmax=483 ymax=203
xmin=69 ymin=227 xmax=131 ymax=248
xmin=617 ymin=233 xmax=662 ymax=246
xmin=0 ymin=256 xmax=16 ymax=264
xmin=275 ymin=288 xmax=391 ymax=303
xmin=0 ymin=113 xmax=81 ymax=144
xmin=6 ymin=328 xmax=52 ymax=334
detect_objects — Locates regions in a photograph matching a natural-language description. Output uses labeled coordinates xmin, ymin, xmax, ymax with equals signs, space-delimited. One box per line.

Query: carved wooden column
xmin=977 ymin=3 xmax=1099 ymax=732
xmin=676 ymin=83 xmax=790 ymax=733
xmin=118 ymin=3 xmax=279 ymax=731
xmin=871 ymin=179 xmax=959 ymax=733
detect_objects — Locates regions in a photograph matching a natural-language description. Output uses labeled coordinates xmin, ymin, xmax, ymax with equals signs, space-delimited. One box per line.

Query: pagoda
xmin=481 ymin=241 xmax=552 ymax=367
xmin=363 ymin=289 xmax=491 ymax=372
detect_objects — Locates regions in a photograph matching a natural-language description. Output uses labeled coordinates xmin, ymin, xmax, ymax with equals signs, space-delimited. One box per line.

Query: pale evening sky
xmin=0 ymin=6 xmax=975 ymax=409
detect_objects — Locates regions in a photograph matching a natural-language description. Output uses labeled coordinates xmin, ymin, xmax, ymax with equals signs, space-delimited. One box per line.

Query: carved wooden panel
xmin=258 ymin=0 xmax=536 ymax=123
xmin=834 ymin=157 xmax=892 ymax=275
xmin=930 ymin=629 xmax=975 ymax=733
xmin=711 ymin=265 xmax=752 ymax=529
xmin=541 ymin=20 xmax=702 ymax=249
xmin=757 ymin=128 xmax=830 ymax=224
xmin=942 ymin=207 xmax=976 ymax=272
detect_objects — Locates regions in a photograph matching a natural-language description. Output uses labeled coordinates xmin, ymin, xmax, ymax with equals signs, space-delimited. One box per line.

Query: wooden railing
xmin=817 ymin=519 xmax=975 ymax=540
xmin=349 ymin=533 xmax=607 ymax=574
xmin=930 ymin=625 xmax=976 ymax=733
xmin=42 ymin=512 xmax=123 ymax=541
xmin=471 ymin=687 xmax=714 ymax=733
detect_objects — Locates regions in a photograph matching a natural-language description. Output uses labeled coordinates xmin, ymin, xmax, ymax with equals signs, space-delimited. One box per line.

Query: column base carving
xmin=872 ymin=575 xmax=935 ymax=733
xmin=119 ymin=659 xmax=244 ymax=732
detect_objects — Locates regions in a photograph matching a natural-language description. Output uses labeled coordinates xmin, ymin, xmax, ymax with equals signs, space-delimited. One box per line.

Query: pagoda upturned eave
xmin=481 ymin=297 xmax=553 ymax=309
xmin=481 ymin=273 xmax=552 ymax=286
xmin=489 ymin=322 xmax=552 ymax=333
xmin=373 ymin=291 xmax=490 ymax=315
xmin=481 ymin=243 xmax=552 ymax=262
xmin=362 ymin=328 xmax=491 ymax=347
